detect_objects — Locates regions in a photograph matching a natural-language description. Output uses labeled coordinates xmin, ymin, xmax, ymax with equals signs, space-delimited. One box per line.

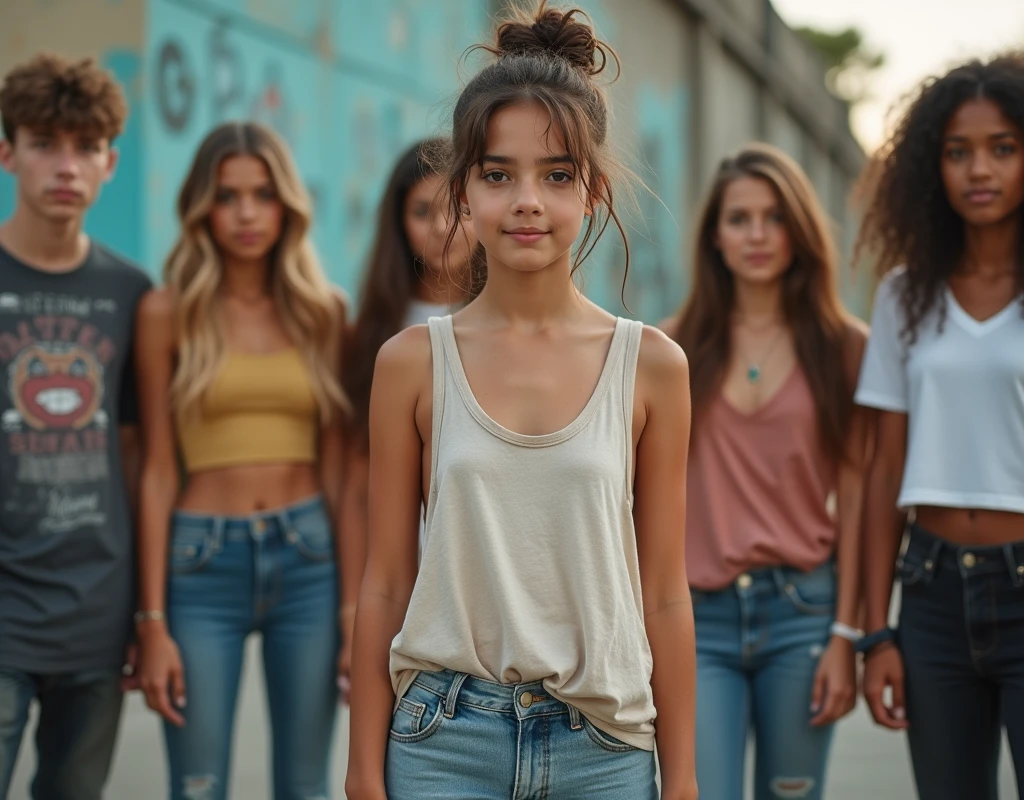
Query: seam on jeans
xmin=582 ymin=717 xmax=639 ymax=753
xmin=410 ymin=680 xmax=447 ymax=700
xmin=512 ymin=715 xmax=524 ymax=800
xmin=963 ymin=573 xmax=997 ymax=672
xmin=540 ymin=715 xmax=551 ymax=800
xmin=388 ymin=696 xmax=444 ymax=743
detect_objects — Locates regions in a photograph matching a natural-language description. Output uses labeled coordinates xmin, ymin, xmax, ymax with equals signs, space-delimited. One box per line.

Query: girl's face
xmin=208 ymin=155 xmax=285 ymax=264
xmin=941 ymin=98 xmax=1024 ymax=229
xmin=715 ymin=175 xmax=794 ymax=287
xmin=462 ymin=100 xmax=589 ymax=275
xmin=404 ymin=173 xmax=475 ymax=276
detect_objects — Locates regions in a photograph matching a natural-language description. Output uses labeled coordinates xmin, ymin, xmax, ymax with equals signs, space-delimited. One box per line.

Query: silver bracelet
xmin=830 ymin=621 xmax=863 ymax=643
xmin=133 ymin=610 xmax=166 ymax=625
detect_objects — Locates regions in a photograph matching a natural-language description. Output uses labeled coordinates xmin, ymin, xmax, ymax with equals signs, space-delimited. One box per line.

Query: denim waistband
xmin=170 ymin=494 xmax=325 ymax=542
xmin=698 ymin=558 xmax=835 ymax=595
xmin=907 ymin=523 xmax=1024 ymax=586
xmin=411 ymin=669 xmax=579 ymax=724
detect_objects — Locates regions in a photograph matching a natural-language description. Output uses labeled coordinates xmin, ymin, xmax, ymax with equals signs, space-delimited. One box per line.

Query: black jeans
xmin=897 ymin=523 xmax=1024 ymax=799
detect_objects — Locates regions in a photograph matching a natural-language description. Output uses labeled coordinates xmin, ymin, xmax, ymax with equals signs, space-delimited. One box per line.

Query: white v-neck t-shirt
xmin=856 ymin=269 xmax=1024 ymax=513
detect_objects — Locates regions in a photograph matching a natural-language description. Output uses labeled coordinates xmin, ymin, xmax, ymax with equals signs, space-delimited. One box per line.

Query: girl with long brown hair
xmin=664 ymin=143 xmax=869 ymax=800
xmin=345 ymin=4 xmax=697 ymax=799
xmin=341 ymin=139 xmax=478 ymax=595
xmin=133 ymin=122 xmax=359 ymax=799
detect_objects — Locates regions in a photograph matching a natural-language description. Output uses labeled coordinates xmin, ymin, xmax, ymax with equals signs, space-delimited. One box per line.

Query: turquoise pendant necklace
xmin=744 ymin=327 xmax=786 ymax=384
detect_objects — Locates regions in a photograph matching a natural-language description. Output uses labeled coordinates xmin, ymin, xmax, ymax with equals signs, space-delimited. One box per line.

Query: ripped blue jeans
xmin=692 ymin=560 xmax=837 ymax=800
xmin=163 ymin=496 xmax=339 ymax=800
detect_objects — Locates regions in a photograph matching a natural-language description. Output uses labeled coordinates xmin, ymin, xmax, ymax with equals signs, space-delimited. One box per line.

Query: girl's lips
xmin=506 ymin=231 xmax=548 ymax=243
xmin=965 ymin=190 xmax=998 ymax=205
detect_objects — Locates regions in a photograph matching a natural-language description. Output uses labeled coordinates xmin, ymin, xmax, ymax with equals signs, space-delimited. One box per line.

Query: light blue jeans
xmin=692 ymin=560 xmax=837 ymax=800
xmin=164 ymin=495 xmax=339 ymax=800
xmin=385 ymin=669 xmax=657 ymax=799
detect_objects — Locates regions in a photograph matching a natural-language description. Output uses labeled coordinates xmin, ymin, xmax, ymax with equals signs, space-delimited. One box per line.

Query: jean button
xmin=737 ymin=574 xmax=753 ymax=589
xmin=519 ymin=691 xmax=534 ymax=709
xmin=962 ymin=552 xmax=976 ymax=568
xmin=253 ymin=519 xmax=267 ymax=535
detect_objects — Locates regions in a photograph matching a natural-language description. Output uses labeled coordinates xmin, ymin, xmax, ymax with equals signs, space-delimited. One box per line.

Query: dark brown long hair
xmin=856 ymin=52 xmax=1024 ymax=345
xmin=343 ymin=138 xmax=481 ymax=451
xmin=671 ymin=143 xmax=854 ymax=463
xmin=436 ymin=2 xmax=632 ymax=297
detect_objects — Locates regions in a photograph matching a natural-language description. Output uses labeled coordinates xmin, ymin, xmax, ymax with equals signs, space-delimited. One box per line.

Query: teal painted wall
xmin=1 ymin=0 xmax=697 ymax=322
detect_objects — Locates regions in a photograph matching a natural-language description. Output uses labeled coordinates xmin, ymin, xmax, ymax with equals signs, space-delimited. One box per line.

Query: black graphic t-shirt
xmin=0 ymin=242 xmax=152 ymax=673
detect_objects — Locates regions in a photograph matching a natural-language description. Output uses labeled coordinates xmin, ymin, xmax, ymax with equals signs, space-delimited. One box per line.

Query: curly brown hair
xmin=0 ymin=53 xmax=127 ymax=143
xmin=856 ymin=52 xmax=1024 ymax=344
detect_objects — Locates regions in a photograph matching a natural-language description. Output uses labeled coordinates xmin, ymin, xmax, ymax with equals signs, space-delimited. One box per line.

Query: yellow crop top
xmin=176 ymin=348 xmax=319 ymax=472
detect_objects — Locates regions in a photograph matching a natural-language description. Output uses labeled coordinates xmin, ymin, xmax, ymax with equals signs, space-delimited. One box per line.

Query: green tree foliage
xmin=796 ymin=26 xmax=886 ymax=105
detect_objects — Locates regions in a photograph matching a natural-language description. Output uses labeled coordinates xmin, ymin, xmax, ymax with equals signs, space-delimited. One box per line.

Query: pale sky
xmin=772 ymin=0 xmax=1024 ymax=152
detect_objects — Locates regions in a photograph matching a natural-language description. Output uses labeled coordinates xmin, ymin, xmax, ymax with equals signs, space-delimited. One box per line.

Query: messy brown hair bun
xmin=490 ymin=5 xmax=613 ymax=78
xmin=439 ymin=2 xmax=632 ymax=296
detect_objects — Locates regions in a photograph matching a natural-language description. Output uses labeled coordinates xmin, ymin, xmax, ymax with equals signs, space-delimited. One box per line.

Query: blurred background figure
xmin=663 ymin=143 xmax=869 ymax=800
xmin=133 ymin=121 xmax=358 ymax=800
xmin=342 ymin=138 xmax=479 ymax=568
xmin=857 ymin=52 xmax=1024 ymax=800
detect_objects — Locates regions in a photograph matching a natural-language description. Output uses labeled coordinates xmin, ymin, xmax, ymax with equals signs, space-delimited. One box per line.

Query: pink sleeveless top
xmin=686 ymin=368 xmax=838 ymax=590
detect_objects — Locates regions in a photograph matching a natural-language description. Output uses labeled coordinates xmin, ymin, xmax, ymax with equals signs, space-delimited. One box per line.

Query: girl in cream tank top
xmin=346 ymin=8 xmax=696 ymax=799
xmin=390 ymin=315 xmax=655 ymax=747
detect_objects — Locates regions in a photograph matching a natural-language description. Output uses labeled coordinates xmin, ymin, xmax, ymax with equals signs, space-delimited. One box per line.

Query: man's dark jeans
xmin=0 ymin=667 xmax=123 ymax=800
xmin=898 ymin=523 xmax=1024 ymax=800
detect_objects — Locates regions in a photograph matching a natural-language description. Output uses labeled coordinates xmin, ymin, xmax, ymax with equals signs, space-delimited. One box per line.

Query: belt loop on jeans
xmin=567 ymin=704 xmax=583 ymax=730
xmin=1002 ymin=543 xmax=1024 ymax=588
xmin=443 ymin=672 xmax=469 ymax=719
xmin=770 ymin=568 xmax=787 ymax=595
xmin=211 ymin=516 xmax=225 ymax=551
xmin=921 ymin=534 xmax=944 ymax=585
xmin=274 ymin=509 xmax=294 ymax=541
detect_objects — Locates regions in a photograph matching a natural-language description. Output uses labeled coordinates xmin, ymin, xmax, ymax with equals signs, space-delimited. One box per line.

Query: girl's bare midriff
xmin=178 ymin=462 xmax=322 ymax=515
xmin=916 ymin=506 xmax=1024 ymax=546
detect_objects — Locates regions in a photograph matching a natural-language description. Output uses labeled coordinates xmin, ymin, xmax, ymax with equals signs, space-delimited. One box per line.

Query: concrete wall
xmin=2 ymin=0 xmax=870 ymax=318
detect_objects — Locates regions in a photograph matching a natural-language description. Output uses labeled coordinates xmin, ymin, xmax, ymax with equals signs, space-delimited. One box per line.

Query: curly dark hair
xmin=856 ymin=51 xmax=1024 ymax=343
xmin=0 ymin=53 xmax=127 ymax=143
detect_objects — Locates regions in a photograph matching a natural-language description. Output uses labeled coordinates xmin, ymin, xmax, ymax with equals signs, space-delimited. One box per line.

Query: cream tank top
xmin=389 ymin=315 xmax=656 ymax=750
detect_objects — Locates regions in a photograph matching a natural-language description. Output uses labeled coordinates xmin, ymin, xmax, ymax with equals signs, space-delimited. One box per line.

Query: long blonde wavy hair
xmin=165 ymin=122 xmax=347 ymax=423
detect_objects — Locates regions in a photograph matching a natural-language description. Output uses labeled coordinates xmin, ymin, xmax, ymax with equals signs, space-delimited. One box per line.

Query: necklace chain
xmin=742 ymin=325 xmax=786 ymax=384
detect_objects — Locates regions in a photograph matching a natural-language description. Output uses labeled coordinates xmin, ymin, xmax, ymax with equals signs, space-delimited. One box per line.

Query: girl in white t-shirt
xmin=856 ymin=53 xmax=1024 ymax=799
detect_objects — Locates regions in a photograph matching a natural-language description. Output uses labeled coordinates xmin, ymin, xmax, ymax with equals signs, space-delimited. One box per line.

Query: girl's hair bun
xmin=493 ymin=3 xmax=611 ymax=77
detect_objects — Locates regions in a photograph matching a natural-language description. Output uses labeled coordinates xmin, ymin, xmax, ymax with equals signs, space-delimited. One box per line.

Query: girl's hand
xmin=138 ymin=627 xmax=187 ymax=727
xmin=337 ymin=605 xmax=356 ymax=704
xmin=337 ymin=642 xmax=352 ymax=705
xmin=809 ymin=636 xmax=857 ymax=726
xmin=863 ymin=643 xmax=909 ymax=730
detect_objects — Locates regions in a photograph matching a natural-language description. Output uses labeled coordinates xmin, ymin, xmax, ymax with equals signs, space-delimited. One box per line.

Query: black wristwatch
xmin=855 ymin=626 xmax=896 ymax=655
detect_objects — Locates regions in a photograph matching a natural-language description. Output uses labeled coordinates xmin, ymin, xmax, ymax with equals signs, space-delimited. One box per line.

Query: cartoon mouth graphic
xmin=35 ymin=388 xmax=84 ymax=415
xmin=22 ymin=376 xmax=96 ymax=428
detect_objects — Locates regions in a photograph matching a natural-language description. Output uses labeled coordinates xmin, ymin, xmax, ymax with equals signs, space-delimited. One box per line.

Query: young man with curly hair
xmin=0 ymin=53 xmax=151 ymax=800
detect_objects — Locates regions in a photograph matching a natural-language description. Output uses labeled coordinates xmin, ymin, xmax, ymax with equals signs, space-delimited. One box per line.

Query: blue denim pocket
xmin=288 ymin=506 xmax=334 ymax=562
xmin=781 ymin=563 xmax=835 ymax=616
xmin=168 ymin=523 xmax=216 ymax=574
xmin=389 ymin=680 xmax=445 ymax=743
xmin=582 ymin=717 xmax=639 ymax=753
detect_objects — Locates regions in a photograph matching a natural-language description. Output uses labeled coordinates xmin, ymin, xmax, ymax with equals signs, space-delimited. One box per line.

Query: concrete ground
xmin=10 ymin=638 xmax=1018 ymax=799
